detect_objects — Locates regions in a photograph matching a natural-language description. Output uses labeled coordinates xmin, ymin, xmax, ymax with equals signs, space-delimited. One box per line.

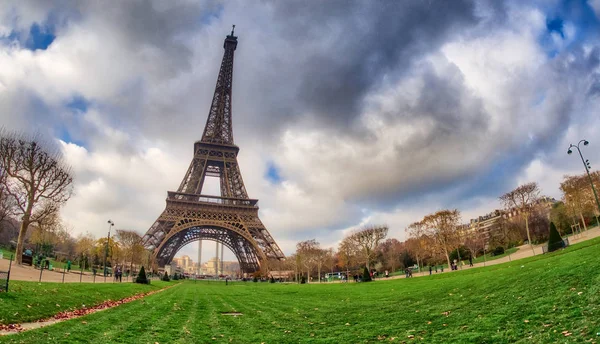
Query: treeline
xmin=275 ymin=177 xmax=599 ymax=281
xmin=0 ymin=130 xmax=151 ymax=273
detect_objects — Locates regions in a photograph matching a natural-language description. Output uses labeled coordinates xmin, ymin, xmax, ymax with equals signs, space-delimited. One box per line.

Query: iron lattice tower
xmin=142 ymin=27 xmax=285 ymax=273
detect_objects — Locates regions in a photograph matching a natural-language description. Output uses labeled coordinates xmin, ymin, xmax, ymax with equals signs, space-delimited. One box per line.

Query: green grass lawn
xmin=2 ymin=237 xmax=600 ymax=343
xmin=0 ymin=280 xmax=169 ymax=325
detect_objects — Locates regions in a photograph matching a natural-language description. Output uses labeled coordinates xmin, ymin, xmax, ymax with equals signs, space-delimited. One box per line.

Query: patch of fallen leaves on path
xmin=0 ymin=284 xmax=176 ymax=334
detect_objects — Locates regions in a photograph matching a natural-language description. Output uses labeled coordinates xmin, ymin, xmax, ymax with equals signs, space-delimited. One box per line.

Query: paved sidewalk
xmin=0 ymin=259 xmax=140 ymax=283
xmin=390 ymin=225 xmax=600 ymax=280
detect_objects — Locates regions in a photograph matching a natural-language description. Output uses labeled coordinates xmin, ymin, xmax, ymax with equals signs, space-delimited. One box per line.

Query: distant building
xmin=462 ymin=196 xmax=558 ymax=244
xmin=172 ymin=255 xmax=240 ymax=276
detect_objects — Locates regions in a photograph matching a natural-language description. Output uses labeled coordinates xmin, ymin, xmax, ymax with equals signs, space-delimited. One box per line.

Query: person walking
xmin=469 ymin=256 xmax=473 ymax=267
xmin=429 ymin=266 xmax=432 ymax=275
xmin=67 ymin=260 xmax=72 ymax=272
xmin=385 ymin=270 xmax=389 ymax=278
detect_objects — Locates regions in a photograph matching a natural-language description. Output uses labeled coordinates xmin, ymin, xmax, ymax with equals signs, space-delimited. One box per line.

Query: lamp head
xmin=584 ymin=140 xmax=589 ymax=146
xmin=567 ymin=149 xmax=572 ymax=155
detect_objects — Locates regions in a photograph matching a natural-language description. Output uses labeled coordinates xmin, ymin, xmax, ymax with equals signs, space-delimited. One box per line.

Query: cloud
xmin=1 ymin=0 xmax=599 ymax=260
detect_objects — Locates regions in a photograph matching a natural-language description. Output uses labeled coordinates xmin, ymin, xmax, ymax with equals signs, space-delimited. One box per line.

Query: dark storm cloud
xmin=262 ymin=0 xmax=482 ymax=131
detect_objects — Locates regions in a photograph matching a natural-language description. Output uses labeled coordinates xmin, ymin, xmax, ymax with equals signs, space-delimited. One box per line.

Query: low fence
xmin=0 ymin=255 xmax=13 ymax=292
xmin=0 ymin=255 xmax=156 ymax=286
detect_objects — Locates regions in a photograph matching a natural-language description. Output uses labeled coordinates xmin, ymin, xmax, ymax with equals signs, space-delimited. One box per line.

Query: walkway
xmin=0 ymin=259 xmax=143 ymax=283
xmin=396 ymin=224 xmax=600 ymax=279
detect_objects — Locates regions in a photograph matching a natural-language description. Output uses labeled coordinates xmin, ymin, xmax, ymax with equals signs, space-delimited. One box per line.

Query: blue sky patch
xmin=546 ymin=17 xmax=564 ymax=38
xmin=67 ymin=95 xmax=90 ymax=113
xmin=265 ymin=162 xmax=282 ymax=183
xmin=26 ymin=23 xmax=55 ymax=50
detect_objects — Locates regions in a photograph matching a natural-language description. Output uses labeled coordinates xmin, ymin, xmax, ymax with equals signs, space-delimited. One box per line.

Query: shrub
xmin=173 ymin=273 xmax=179 ymax=281
xmin=362 ymin=266 xmax=372 ymax=282
xmin=162 ymin=272 xmax=170 ymax=282
xmin=253 ymin=276 xmax=258 ymax=282
xmin=300 ymin=276 xmax=306 ymax=284
xmin=492 ymin=246 xmax=505 ymax=256
xmin=547 ymin=222 xmax=564 ymax=252
xmin=135 ymin=266 xmax=149 ymax=284
xmin=270 ymin=276 xmax=275 ymax=283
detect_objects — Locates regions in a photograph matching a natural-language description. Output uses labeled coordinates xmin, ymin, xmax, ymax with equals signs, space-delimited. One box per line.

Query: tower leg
xmin=215 ymin=241 xmax=219 ymax=276
xmin=198 ymin=240 xmax=202 ymax=275
xmin=220 ymin=243 xmax=224 ymax=275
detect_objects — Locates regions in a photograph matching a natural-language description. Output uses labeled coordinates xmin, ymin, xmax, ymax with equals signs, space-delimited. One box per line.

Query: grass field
xmin=0 ymin=281 xmax=169 ymax=325
xmin=2 ymin=238 xmax=600 ymax=343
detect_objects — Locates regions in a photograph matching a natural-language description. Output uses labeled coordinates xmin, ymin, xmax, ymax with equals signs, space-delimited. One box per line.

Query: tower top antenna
xmin=231 ymin=24 xmax=235 ymax=36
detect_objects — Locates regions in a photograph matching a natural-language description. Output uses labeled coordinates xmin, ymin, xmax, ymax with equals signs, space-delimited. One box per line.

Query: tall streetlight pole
xmin=104 ymin=220 xmax=114 ymax=282
xmin=568 ymin=139 xmax=600 ymax=226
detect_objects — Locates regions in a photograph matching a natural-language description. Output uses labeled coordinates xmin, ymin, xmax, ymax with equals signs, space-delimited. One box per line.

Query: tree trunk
xmin=525 ymin=216 xmax=534 ymax=255
xmin=318 ymin=265 xmax=321 ymax=283
xmin=16 ymin=219 xmax=31 ymax=264
xmin=444 ymin=249 xmax=451 ymax=270
xmin=580 ymin=213 xmax=587 ymax=231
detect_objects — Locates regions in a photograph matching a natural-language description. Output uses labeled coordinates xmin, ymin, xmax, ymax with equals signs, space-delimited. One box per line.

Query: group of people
xmin=426 ymin=256 xmax=475 ymax=275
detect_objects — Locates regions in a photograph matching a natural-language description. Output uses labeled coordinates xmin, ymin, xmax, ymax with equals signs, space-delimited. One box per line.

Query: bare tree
xmin=463 ymin=228 xmax=485 ymax=259
xmin=405 ymin=221 xmax=430 ymax=272
xmin=116 ymin=229 xmax=144 ymax=278
xmin=378 ymin=238 xmax=403 ymax=273
xmin=0 ymin=131 xmax=73 ymax=264
xmin=296 ymin=239 xmax=319 ymax=283
xmin=421 ymin=210 xmax=461 ymax=269
xmin=560 ymin=174 xmax=595 ymax=231
xmin=313 ymin=247 xmax=329 ymax=283
xmin=0 ymin=170 xmax=16 ymax=225
xmin=337 ymin=238 xmax=357 ymax=278
xmin=323 ymin=248 xmax=337 ymax=276
xmin=345 ymin=225 xmax=388 ymax=270
xmin=500 ymin=182 xmax=540 ymax=254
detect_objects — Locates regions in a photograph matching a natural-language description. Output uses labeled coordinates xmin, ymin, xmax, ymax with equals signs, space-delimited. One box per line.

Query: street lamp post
xmin=568 ymin=140 xmax=600 ymax=226
xmin=104 ymin=220 xmax=114 ymax=282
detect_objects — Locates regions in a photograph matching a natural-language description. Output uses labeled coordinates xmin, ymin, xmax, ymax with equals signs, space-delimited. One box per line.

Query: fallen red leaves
xmin=0 ymin=285 xmax=174 ymax=334
xmin=0 ymin=324 xmax=23 ymax=332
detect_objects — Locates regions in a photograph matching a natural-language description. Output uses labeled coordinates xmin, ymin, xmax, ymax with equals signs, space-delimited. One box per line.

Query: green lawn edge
xmin=0 ymin=280 xmax=172 ymax=325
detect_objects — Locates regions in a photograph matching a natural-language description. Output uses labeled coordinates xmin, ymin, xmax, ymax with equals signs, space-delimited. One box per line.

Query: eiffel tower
xmin=142 ymin=27 xmax=285 ymax=273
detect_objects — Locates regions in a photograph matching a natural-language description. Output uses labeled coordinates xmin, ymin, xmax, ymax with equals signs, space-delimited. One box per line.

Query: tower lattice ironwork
xmin=142 ymin=27 xmax=285 ymax=273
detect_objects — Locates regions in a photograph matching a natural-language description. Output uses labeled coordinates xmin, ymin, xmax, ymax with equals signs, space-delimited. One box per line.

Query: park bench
xmin=21 ymin=254 xmax=33 ymax=266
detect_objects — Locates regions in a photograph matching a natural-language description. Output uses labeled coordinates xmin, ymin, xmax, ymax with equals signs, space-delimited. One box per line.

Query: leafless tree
xmin=421 ymin=210 xmax=461 ymax=269
xmin=560 ymin=174 xmax=597 ymax=231
xmin=344 ymin=224 xmax=388 ymax=270
xmin=463 ymin=228 xmax=485 ymax=259
xmin=500 ymin=182 xmax=540 ymax=254
xmin=313 ymin=247 xmax=329 ymax=283
xmin=337 ymin=238 xmax=357 ymax=277
xmin=0 ymin=169 xmax=16 ymax=225
xmin=378 ymin=238 xmax=403 ymax=273
xmin=116 ymin=229 xmax=145 ymax=278
xmin=296 ymin=239 xmax=320 ymax=283
xmin=405 ymin=221 xmax=430 ymax=272
xmin=0 ymin=130 xmax=73 ymax=264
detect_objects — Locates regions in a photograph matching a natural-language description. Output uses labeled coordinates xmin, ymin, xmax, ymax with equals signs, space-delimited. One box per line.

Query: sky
xmin=1 ymin=0 xmax=600 ymax=263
